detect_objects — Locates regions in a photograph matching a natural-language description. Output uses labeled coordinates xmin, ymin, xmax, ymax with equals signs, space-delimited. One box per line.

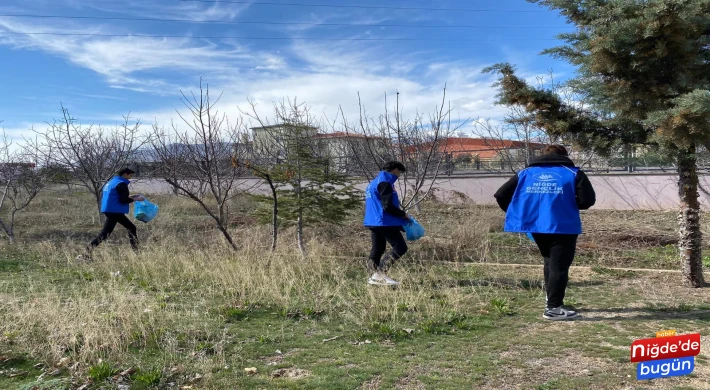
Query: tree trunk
xmin=269 ymin=179 xmax=278 ymax=252
xmin=0 ymin=218 xmax=14 ymax=244
xmin=412 ymin=193 xmax=421 ymax=213
xmin=677 ymin=146 xmax=706 ymax=287
xmin=215 ymin=205 xmax=239 ymax=251
xmin=95 ymin=191 xmax=105 ymax=224
xmin=217 ymin=224 xmax=239 ymax=251
xmin=9 ymin=211 xmax=16 ymax=244
xmin=295 ymin=171 xmax=306 ymax=256
xmin=297 ymin=212 xmax=306 ymax=256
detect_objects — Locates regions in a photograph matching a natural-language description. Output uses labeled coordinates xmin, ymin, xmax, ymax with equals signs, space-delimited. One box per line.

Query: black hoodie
xmin=493 ymin=155 xmax=596 ymax=212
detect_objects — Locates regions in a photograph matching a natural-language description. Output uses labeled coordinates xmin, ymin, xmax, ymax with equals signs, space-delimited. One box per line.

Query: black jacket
xmin=115 ymin=182 xmax=135 ymax=205
xmin=376 ymin=182 xmax=408 ymax=219
xmin=493 ymin=155 xmax=596 ymax=212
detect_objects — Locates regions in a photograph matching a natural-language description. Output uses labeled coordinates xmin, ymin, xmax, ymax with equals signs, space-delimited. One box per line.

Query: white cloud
xmin=0 ymin=16 xmax=287 ymax=92
xmin=61 ymin=0 xmax=250 ymax=22
xmin=0 ymin=0 xmax=533 ymax=139
xmin=127 ymin=43 xmax=510 ymax=137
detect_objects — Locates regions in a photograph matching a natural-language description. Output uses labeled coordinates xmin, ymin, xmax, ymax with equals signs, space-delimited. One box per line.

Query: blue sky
xmin=0 ymin=0 xmax=574 ymax=138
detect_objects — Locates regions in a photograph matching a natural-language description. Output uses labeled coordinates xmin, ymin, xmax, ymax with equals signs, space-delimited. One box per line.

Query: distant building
xmin=0 ymin=162 xmax=36 ymax=169
xmin=249 ymin=125 xmax=389 ymax=174
xmin=312 ymin=131 xmax=387 ymax=174
xmin=402 ymin=137 xmax=547 ymax=172
xmin=437 ymin=138 xmax=546 ymax=162
xmin=251 ymin=124 xmax=319 ymax=160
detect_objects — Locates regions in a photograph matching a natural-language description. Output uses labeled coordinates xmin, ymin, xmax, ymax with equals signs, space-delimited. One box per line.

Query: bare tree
xmin=471 ymin=106 xmax=553 ymax=173
xmin=0 ymin=133 xmax=46 ymax=243
xmin=340 ymin=87 xmax=463 ymax=212
xmin=231 ymin=142 xmax=279 ymax=252
xmin=150 ymin=82 xmax=249 ymax=251
xmin=27 ymin=105 xmax=146 ymax=215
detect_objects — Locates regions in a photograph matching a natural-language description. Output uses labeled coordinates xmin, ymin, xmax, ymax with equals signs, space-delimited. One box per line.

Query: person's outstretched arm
xmin=494 ymin=175 xmax=519 ymax=212
xmin=377 ymin=182 xmax=408 ymax=220
xmin=575 ymin=170 xmax=596 ymax=210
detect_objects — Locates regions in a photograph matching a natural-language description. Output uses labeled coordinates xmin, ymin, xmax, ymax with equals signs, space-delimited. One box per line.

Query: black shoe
xmin=543 ymin=306 xmax=579 ymax=321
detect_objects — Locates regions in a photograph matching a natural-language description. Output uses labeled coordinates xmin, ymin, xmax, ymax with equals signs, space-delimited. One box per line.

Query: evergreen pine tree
xmin=251 ymin=124 xmax=361 ymax=255
xmin=486 ymin=0 xmax=710 ymax=286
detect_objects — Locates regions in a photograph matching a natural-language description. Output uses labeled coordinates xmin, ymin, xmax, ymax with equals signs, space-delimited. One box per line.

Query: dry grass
xmin=1 ymin=189 xmax=709 ymax=389
xmin=1 ymin=192 xmax=497 ymax=374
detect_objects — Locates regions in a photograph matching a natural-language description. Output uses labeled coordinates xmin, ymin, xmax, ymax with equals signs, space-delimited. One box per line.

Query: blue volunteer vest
xmin=504 ymin=166 xmax=582 ymax=234
xmin=100 ymin=176 xmax=131 ymax=214
xmin=363 ymin=171 xmax=406 ymax=227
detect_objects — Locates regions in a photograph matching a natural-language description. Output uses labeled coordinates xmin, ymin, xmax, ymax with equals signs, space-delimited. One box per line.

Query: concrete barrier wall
xmin=130 ymin=174 xmax=710 ymax=211
xmin=428 ymin=174 xmax=706 ymax=210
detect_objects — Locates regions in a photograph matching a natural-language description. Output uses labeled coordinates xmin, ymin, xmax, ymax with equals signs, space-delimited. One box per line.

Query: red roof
xmin=441 ymin=138 xmax=546 ymax=150
xmin=406 ymin=138 xmax=546 ymax=159
xmin=0 ymin=162 xmax=36 ymax=168
xmin=313 ymin=132 xmax=379 ymax=139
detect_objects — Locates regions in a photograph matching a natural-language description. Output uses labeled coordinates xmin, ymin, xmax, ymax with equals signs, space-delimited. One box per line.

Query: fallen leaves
xmin=112 ymin=367 xmax=136 ymax=381
xmin=57 ymin=357 xmax=71 ymax=367
xmin=271 ymin=368 xmax=311 ymax=379
xmin=178 ymin=372 xmax=204 ymax=388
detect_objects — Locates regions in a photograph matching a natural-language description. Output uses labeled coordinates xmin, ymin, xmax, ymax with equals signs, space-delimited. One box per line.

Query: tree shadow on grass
xmin=22 ymin=230 xmax=95 ymax=243
xmin=431 ymin=278 xmax=605 ymax=291
xmin=576 ymin=307 xmax=710 ymax=322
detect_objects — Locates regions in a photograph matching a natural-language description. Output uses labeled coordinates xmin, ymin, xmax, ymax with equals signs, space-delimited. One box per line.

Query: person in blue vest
xmin=494 ymin=145 xmax=596 ymax=320
xmin=80 ymin=168 xmax=144 ymax=259
xmin=363 ymin=161 xmax=410 ymax=286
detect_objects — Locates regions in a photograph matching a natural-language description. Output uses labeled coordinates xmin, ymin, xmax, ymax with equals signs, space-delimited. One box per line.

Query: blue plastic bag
xmin=526 ymin=232 xmax=535 ymax=242
xmin=403 ymin=217 xmax=425 ymax=241
xmin=134 ymin=199 xmax=159 ymax=223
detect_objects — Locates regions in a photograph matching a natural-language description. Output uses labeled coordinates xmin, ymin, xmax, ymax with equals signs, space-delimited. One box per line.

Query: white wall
xmin=130 ymin=174 xmax=710 ymax=211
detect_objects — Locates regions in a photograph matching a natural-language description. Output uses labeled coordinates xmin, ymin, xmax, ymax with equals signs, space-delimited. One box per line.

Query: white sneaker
xmin=368 ymin=273 xmax=401 ymax=286
xmin=75 ymin=254 xmax=92 ymax=262
xmin=543 ymin=307 xmax=579 ymax=321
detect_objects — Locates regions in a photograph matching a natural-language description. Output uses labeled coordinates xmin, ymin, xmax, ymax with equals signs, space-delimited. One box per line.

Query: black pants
xmin=531 ymin=233 xmax=578 ymax=308
xmin=369 ymin=227 xmax=408 ymax=272
xmin=88 ymin=213 xmax=139 ymax=251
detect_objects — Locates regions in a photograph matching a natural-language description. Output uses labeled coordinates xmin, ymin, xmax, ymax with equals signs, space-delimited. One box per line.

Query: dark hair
xmin=542 ymin=145 xmax=569 ymax=157
xmin=117 ymin=168 xmax=136 ymax=176
xmin=383 ymin=161 xmax=406 ymax=173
